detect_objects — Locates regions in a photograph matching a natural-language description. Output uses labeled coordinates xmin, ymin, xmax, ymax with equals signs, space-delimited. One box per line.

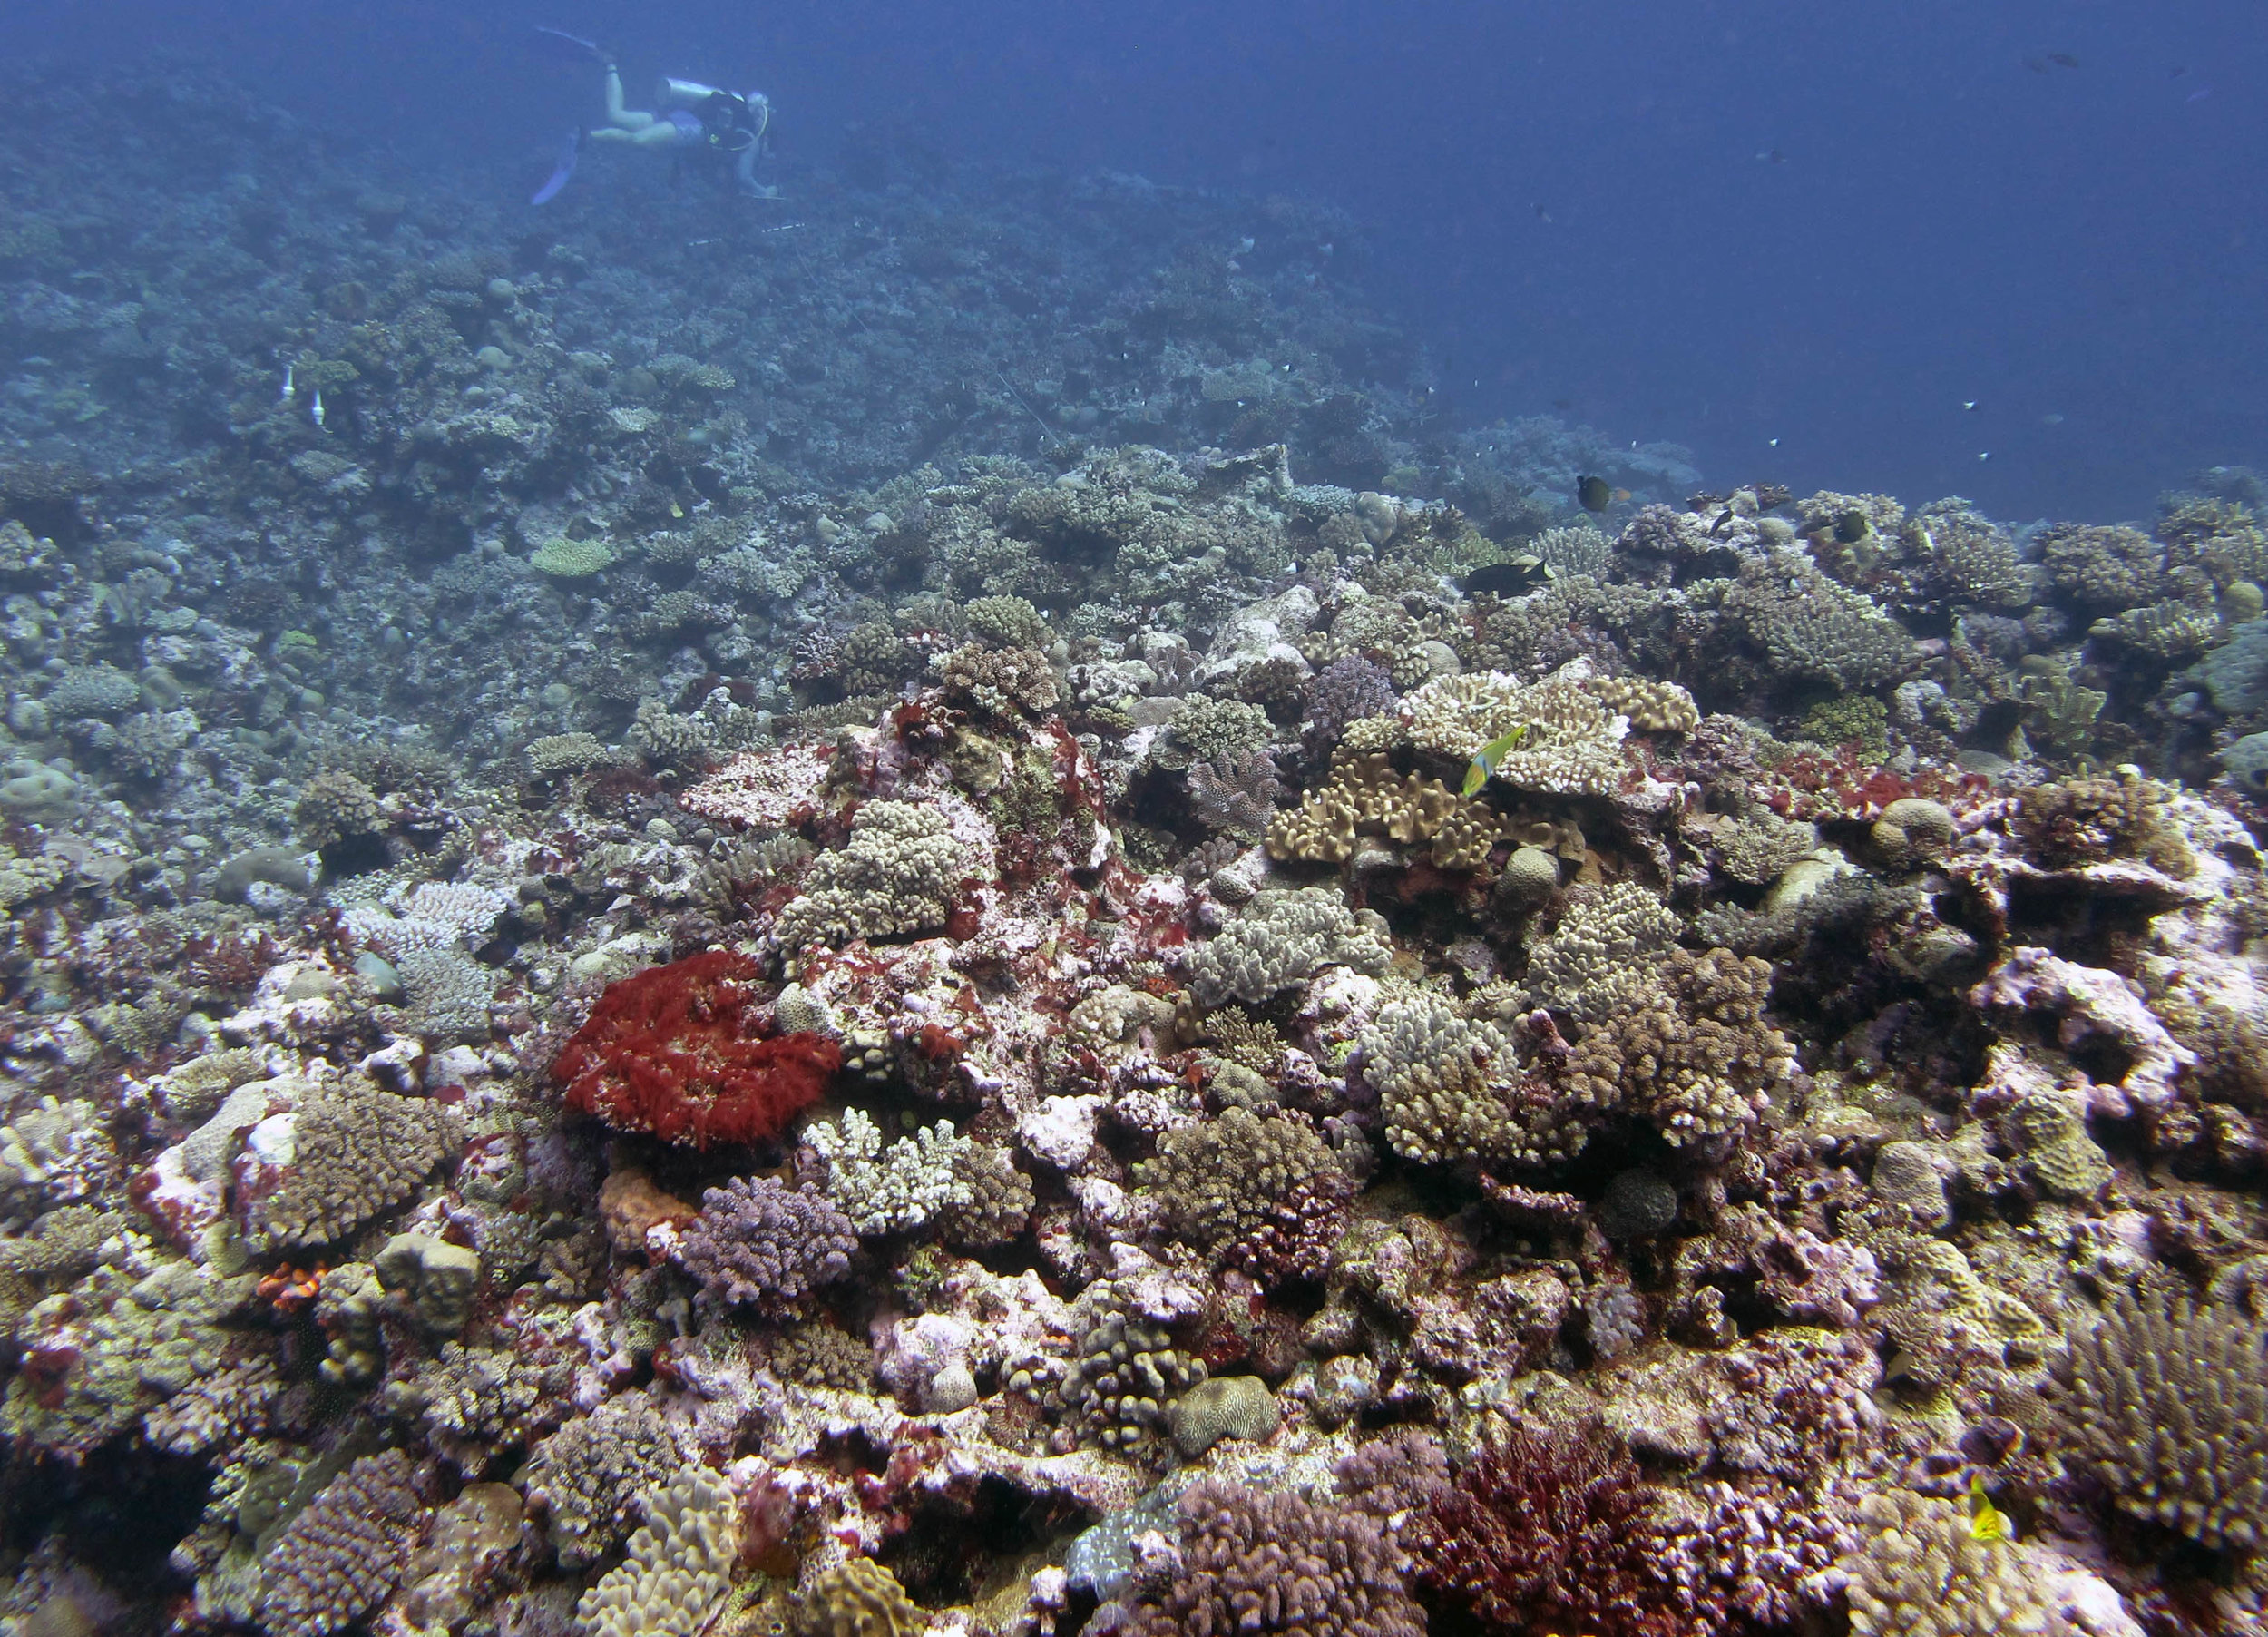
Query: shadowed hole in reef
xmin=2 ymin=1446 xmax=211 ymax=1579
xmin=877 ymin=1471 xmax=1087 ymax=1605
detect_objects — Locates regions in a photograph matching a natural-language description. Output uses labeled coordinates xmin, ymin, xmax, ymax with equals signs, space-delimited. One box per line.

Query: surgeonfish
xmin=1576 ymin=475 xmax=1611 ymax=513
xmin=1463 ymin=726 xmax=1530 ymax=797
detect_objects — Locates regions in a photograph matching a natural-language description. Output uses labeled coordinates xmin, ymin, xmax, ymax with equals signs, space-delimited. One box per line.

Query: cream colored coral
xmin=576 ymin=1467 xmax=739 ymax=1637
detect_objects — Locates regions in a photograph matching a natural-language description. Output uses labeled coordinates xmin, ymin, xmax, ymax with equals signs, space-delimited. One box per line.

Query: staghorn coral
xmin=1188 ymin=885 xmax=1393 ymax=1005
xmin=2089 ymin=596 xmax=2221 ymax=660
xmin=250 ymin=1082 xmax=464 ymax=1252
xmin=2050 ymin=1286 xmax=2268 ymax=1552
xmin=575 ymin=1467 xmax=739 ymax=1637
xmin=772 ymin=799 xmax=968 ymax=956
xmin=676 ymin=1176 xmax=857 ymax=1315
xmin=1124 ymin=1476 xmax=1422 ymax=1637
xmin=1136 ymin=1105 xmax=1357 ymax=1283
xmin=258 ymin=1450 xmax=426 ymax=1637
xmin=553 ymin=952 xmax=839 ymax=1148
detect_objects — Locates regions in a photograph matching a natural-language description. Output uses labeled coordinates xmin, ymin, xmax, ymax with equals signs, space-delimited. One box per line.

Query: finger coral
xmin=1125 ymin=1476 xmax=1423 ymax=1637
xmin=2050 ymin=1286 xmax=2268 ymax=1552
xmin=553 ymin=951 xmax=839 ymax=1148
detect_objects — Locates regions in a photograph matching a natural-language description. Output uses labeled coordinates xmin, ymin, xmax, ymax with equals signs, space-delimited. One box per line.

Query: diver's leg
xmin=592 ymin=122 xmax=685 ymax=149
xmin=735 ymin=147 xmax=779 ymax=199
xmin=601 ymin=66 xmax=658 ymax=132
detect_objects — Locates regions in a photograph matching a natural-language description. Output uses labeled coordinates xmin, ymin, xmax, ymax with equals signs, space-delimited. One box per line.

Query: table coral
xmin=553 ymin=951 xmax=839 ymax=1148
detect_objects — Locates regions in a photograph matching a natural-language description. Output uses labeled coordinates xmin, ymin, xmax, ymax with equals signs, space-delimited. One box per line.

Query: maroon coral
xmin=553 ymin=952 xmax=838 ymax=1148
xmin=676 ymin=1175 xmax=857 ymax=1315
xmin=1408 ymin=1424 xmax=1690 ymax=1637
xmin=1126 ymin=1476 xmax=1423 ymax=1637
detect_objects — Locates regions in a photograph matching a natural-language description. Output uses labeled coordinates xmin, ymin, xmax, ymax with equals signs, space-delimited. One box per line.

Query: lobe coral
xmin=553 ymin=951 xmax=838 ymax=1147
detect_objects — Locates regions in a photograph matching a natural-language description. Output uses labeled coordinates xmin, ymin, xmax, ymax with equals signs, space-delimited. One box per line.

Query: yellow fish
xmin=1967 ymin=1474 xmax=2012 ymax=1544
xmin=1462 ymin=727 xmax=1529 ymax=797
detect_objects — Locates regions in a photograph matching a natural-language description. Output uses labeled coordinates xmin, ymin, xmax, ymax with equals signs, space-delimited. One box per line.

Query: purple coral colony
xmin=4 ymin=56 xmax=2268 ymax=1637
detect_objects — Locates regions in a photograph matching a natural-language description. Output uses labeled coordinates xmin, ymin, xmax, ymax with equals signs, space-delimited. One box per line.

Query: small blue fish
xmin=1463 ymin=727 xmax=1529 ymax=797
xmin=310 ymin=389 xmax=327 ymax=430
xmin=279 ymin=362 xmax=296 ymax=405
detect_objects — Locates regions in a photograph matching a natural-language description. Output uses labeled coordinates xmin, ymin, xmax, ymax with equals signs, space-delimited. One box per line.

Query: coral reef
xmin=1 ymin=53 xmax=2263 ymax=1637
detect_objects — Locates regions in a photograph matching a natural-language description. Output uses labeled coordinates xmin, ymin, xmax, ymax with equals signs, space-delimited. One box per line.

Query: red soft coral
xmin=553 ymin=952 xmax=837 ymax=1148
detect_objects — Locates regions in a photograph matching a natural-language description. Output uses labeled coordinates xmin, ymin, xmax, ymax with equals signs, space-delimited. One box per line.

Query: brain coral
xmin=553 ymin=952 xmax=839 ymax=1148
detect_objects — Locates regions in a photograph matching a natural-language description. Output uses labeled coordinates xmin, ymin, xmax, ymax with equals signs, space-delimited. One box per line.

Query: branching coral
xmin=1265 ymin=751 xmax=1510 ymax=868
xmin=1402 ymin=671 xmax=1631 ymax=794
xmin=250 ymin=1081 xmax=464 ymax=1252
xmin=1125 ymin=1476 xmax=1423 ymax=1637
xmin=1136 ymin=1106 xmax=1356 ymax=1283
xmin=1723 ymin=549 xmax=1918 ymax=689
xmin=675 ymin=1175 xmax=858 ymax=1314
xmin=258 ymin=1449 xmax=427 ymax=1637
xmin=1188 ymin=886 xmax=1393 ymax=1005
xmin=523 ymin=1395 xmax=682 ymax=1568
xmin=771 ymin=799 xmax=969 ymax=956
xmin=553 ymin=952 xmax=838 ymax=1148
xmin=2050 ymin=1286 xmax=2268 ymax=1552
xmin=576 ymin=1467 xmax=740 ymax=1637
xmin=1359 ymin=989 xmax=1532 ymax=1164
xmin=1557 ymin=946 xmax=1795 ymax=1155
xmin=1408 ymin=1424 xmax=1686 ymax=1637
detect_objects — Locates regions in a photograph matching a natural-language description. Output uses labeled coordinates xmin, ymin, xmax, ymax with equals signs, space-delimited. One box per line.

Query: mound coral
xmin=553 ymin=952 xmax=839 ymax=1148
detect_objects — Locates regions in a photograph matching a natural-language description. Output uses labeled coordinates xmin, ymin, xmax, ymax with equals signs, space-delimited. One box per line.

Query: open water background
xmin=5 ymin=0 xmax=2264 ymax=516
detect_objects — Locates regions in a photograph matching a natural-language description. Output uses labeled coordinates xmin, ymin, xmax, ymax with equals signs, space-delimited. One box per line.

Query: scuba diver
xmin=533 ymin=28 xmax=776 ymax=204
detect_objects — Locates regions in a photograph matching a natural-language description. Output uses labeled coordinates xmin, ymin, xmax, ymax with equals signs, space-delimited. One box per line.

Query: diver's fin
xmin=531 ymin=130 xmax=581 ymax=206
xmin=533 ymin=25 xmax=607 ymax=60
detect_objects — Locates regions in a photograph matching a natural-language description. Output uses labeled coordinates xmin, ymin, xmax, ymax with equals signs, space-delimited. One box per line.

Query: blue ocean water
xmin=7 ymin=0 xmax=2263 ymax=515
